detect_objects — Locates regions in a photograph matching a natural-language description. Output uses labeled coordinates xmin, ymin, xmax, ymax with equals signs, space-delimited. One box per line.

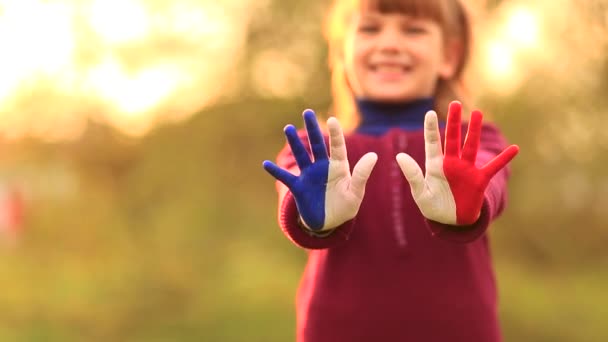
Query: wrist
xmin=298 ymin=216 xmax=336 ymax=237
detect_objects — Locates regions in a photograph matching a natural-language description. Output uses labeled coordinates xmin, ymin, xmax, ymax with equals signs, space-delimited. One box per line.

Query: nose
xmin=377 ymin=27 xmax=402 ymax=54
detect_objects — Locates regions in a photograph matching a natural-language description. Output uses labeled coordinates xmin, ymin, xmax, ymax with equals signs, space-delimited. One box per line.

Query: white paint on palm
xmin=395 ymin=111 xmax=457 ymax=225
xmin=301 ymin=117 xmax=378 ymax=231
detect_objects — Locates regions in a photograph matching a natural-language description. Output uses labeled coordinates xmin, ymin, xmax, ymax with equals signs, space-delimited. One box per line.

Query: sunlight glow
xmin=505 ymin=7 xmax=540 ymax=48
xmin=478 ymin=2 xmax=548 ymax=95
xmin=87 ymin=60 xmax=186 ymax=116
xmin=485 ymin=41 xmax=514 ymax=79
xmin=88 ymin=0 xmax=151 ymax=44
xmin=166 ymin=4 xmax=229 ymax=39
xmin=0 ymin=1 xmax=75 ymax=102
xmin=0 ymin=0 xmax=245 ymax=140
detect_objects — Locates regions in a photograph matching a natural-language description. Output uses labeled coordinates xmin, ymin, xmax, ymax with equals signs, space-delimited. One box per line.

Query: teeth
xmin=375 ymin=65 xmax=404 ymax=73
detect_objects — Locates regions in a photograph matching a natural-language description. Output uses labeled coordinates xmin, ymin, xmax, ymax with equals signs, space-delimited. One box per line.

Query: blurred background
xmin=0 ymin=0 xmax=606 ymax=340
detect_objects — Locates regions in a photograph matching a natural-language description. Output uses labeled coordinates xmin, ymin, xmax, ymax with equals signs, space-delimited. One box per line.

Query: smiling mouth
xmin=369 ymin=65 xmax=412 ymax=82
xmin=370 ymin=64 xmax=412 ymax=73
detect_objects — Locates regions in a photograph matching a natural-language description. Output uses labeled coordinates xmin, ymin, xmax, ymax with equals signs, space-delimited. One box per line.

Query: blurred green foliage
xmin=0 ymin=0 xmax=607 ymax=341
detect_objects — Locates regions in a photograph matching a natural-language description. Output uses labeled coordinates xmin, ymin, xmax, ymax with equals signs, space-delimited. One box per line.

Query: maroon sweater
xmin=272 ymin=121 xmax=511 ymax=342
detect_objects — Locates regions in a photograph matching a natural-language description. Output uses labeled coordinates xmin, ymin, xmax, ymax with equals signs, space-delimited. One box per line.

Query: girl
xmin=263 ymin=0 xmax=519 ymax=341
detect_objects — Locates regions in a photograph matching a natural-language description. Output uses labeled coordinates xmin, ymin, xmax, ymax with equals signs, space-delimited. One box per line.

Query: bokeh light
xmin=504 ymin=6 xmax=540 ymax=48
xmin=0 ymin=0 xmax=252 ymax=140
xmin=88 ymin=0 xmax=151 ymax=44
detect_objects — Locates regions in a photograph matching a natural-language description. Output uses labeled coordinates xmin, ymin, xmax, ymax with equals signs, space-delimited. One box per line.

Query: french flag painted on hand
xmin=396 ymin=101 xmax=519 ymax=226
xmin=263 ymin=109 xmax=377 ymax=231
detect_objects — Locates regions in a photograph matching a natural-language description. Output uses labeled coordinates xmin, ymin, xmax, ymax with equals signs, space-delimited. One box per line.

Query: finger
xmin=461 ymin=110 xmax=482 ymax=163
xmin=444 ymin=101 xmax=462 ymax=158
xmin=327 ymin=117 xmax=347 ymax=162
xmin=396 ymin=153 xmax=426 ymax=200
xmin=303 ymin=109 xmax=328 ymax=162
xmin=263 ymin=160 xmax=298 ymax=188
xmin=285 ymin=125 xmax=312 ymax=169
xmin=480 ymin=145 xmax=520 ymax=180
xmin=424 ymin=111 xmax=443 ymax=161
xmin=349 ymin=152 xmax=378 ymax=199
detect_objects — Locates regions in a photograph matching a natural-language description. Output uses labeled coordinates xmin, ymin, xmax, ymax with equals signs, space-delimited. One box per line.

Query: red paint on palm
xmin=443 ymin=101 xmax=519 ymax=225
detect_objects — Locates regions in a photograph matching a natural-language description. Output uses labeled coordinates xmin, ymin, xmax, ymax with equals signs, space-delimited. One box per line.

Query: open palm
xmin=396 ymin=101 xmax=519 ymax=225
xmin=263 ymin=109 xmax=377 ymax=231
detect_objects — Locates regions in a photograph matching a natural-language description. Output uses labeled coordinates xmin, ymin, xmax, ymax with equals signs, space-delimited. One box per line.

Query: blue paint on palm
xmin=263 ymin=109 xmax=329 ymax=230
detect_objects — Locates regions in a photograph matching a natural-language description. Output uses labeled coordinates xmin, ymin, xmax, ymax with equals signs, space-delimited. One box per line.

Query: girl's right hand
xmin=263 ymin=109 xmax=378 ymax=232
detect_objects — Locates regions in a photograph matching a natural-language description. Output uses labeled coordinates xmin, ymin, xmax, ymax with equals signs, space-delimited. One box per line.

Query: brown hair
xmin=324 ymin=0 xmax=474 ymax=130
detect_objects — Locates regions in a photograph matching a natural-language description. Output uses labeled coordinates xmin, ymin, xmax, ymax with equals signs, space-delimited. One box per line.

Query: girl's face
xmin=343 ymin=11 xmax=458 ymax=102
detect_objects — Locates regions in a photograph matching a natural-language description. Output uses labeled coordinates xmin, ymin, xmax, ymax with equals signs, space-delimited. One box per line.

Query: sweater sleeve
xmin=425 ymin=123 xmax=513 ymax=243
xmin=272 ymin=130 xmax=355 ymax=250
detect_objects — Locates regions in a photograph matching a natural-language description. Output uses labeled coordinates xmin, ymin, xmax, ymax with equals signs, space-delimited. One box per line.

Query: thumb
xmin=349 ymin=152 xmax=378 ymax=199
xmin=396 ymin=153 xmax=426 ymax=200
xmin=481 ymin=144 xmax=519 ymax=180
xmin=262 ymin=160 xmax=297 ymax=188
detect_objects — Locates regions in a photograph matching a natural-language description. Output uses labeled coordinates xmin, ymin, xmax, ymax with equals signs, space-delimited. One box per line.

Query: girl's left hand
xmin=396 ymin=101 xmax=519 ymax=226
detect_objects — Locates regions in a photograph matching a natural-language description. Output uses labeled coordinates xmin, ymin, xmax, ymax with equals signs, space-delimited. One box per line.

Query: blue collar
xmin=355 ymin=97 xmax=434 ymax=136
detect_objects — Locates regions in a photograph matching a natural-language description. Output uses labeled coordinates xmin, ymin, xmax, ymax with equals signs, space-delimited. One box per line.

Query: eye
xmin=357 ymin=23 xmax=380 ymax=34
xmin=402 ymin=25 xmax=427 ymax=35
